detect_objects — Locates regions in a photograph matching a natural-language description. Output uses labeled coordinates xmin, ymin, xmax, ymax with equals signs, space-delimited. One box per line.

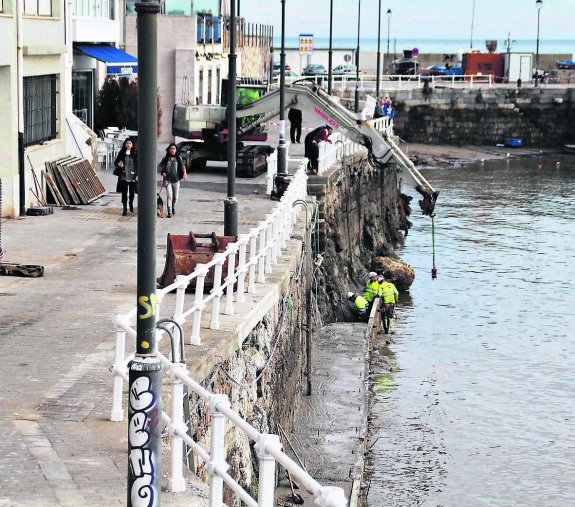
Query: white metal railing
xmin=272 ymin=72 xmax=494 ymax=91
xmin=109 ymin=160 xmax=347 ymax=506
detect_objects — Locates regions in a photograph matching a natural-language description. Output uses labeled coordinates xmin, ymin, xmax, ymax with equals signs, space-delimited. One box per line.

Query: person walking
xmin=158 ymin=143 xmax=186 ymax=218
xmin=113 ymin=137 xmax=138 ymax=216
xmin=347 ymin=291 xmax=369 ymax=321
xmin=288 ymin=107 xmax=303 ymax=143
xmin=304 ymin=125 xmax=333 ymax=174
xmin=379 ymin=271 xmax=399 ymax=334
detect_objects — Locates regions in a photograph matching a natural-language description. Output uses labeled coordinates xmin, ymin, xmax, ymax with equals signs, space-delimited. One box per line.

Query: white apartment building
xmin=0 ymin=0 xmax=271 ymax=217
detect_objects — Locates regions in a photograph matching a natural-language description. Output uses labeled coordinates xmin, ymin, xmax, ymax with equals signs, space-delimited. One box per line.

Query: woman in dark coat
xmin=113 ymin=138 xmax=138 ymax=216
xmin=158 ymin=143 xmax=186 ymax=218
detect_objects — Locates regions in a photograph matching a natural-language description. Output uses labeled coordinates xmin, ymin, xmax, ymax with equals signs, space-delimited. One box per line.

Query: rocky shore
xmin=406 ymin=142 xmax=550 ymax=167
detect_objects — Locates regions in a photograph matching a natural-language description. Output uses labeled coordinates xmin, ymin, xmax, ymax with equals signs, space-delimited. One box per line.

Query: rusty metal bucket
xmin=157 ymin=232 xmax=237 ymax=291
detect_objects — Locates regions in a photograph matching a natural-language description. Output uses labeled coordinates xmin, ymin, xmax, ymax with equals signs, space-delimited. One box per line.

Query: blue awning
xmin=75 ymin=44 xmax=138 ymax=76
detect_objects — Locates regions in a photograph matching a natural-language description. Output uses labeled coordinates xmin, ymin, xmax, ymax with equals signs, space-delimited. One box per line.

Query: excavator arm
xmin=235 ymin=81 xmax=439 ymax=216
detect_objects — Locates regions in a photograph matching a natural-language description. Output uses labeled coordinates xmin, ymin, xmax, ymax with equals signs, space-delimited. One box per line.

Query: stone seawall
xmin=391 ymin=87 xmax=575 ymax=147
xmin=308 ymin=152 xmax=403 ymax=323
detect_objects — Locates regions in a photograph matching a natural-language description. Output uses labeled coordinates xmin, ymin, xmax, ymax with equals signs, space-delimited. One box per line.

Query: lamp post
xmin=224 ymin=0 xmax=238 ymax=235
xmin=535 ymin=0 xmax=543 ymax=87
xmin=386 ymin=9 xmax=391 ymax=73
xmin=128 ymin=0 xmax=163 ymax=503
xmin=375 ymin=0 xmax=381 ymax=100
xmin=277 ymin=0 xmax=287 ymax=174
xmin=354 ymin=0 xmax=361 ymax=113
xmin=327 ymin=0 xmax=334 ymax=95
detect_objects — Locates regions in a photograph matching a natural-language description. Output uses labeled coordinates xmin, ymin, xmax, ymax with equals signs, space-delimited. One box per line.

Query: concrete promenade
xmin=0 ymin=108 xmax=367 ymax=505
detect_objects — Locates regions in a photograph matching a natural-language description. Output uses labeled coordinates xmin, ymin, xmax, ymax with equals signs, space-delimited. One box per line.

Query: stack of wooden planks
xmin=43 ymin=156 xmax=106 ymax=206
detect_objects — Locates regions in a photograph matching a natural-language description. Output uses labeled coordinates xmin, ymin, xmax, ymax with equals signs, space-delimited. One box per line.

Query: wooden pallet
xmin=43 ymin=156 xmax=106 ymax=206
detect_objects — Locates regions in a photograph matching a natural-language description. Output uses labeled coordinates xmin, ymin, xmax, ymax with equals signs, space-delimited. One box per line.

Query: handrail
xmin=109 ymin=159 xmax=347 ymax=506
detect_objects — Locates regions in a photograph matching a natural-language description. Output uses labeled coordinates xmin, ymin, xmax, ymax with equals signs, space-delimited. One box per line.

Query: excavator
xmin=172 ymin=79 xmax=439 ymax=215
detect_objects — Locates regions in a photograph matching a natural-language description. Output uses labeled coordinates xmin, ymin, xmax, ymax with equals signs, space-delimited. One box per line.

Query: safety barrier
xmin=110 ymin=160 xmax=347 ymax=506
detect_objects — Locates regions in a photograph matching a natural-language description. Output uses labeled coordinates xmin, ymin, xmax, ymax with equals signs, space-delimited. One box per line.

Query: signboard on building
xmin=107 ymin=65 xmax=138 ymax=76
xmin=299 ymin=34 xmax=313 ymax=54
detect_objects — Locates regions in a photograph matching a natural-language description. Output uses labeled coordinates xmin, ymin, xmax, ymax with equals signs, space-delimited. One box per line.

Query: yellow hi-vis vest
xmin=364 ymin=279 xmax=380 ymax=303
xmin=354 ymin=295 xmax=368 ymax=313
xmin=380 ymin=282 xmax=399 ymax=304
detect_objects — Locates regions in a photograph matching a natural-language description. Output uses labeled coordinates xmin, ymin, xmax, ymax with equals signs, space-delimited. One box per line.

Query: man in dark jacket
xmin=304 ymin=125 xmax=333 ymax=174
xmin=288 ymin=107 xmax=303 ymax=143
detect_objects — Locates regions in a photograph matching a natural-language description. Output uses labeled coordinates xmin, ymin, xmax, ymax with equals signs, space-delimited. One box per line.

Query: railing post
xmin=111 ymin=316 xmax=128 ymax=422
xmin=168 ymin=363 xmax=187 ymax=492
xmin=256 ymin=434 xmax=281 ymax=507
xmin=224 ymin=244 xmax=237 ymax=315
xmin=210 ymin=254 xmax=226 ymax=330
xmin=257 ymin=226 xmax=266 ymax=283
xmin=248 ymin=233 xmax=258 ymax=292
xmin=265 ymin=217 xmax=273 ymax=274
xmin=269 ymin=213 xmax=279 ymax=266
xmin=191 ymin=264 xmax=208 ymax=345
xmin=174 ymin=275 xmax=189 ymax=326
xmin=208 ymin=394 xmax=231 ymax=507
xmin=236 ymin=241 xmax=247 ymax=303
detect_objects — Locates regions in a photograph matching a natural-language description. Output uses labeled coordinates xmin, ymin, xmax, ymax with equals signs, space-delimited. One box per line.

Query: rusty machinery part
xmin=156 ymin=232 xmax=238 ymax=290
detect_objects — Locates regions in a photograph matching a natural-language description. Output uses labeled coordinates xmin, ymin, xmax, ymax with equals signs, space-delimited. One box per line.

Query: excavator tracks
xmin=236 ymin=145 xmax=274 ymax=178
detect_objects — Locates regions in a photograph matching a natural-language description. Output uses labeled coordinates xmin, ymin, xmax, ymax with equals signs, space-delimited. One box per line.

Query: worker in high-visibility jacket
xmin=363 ymin=271 xmax=381 ymax=305
xmin=347 ymin=291 xmax=369 ymax=320
xmin=379 ymin=271 xmax=399 ymax=334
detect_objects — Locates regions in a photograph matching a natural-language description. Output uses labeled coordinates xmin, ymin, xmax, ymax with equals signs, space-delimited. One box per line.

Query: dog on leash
xmin=156 ymin=193 xmax=164 ymax=218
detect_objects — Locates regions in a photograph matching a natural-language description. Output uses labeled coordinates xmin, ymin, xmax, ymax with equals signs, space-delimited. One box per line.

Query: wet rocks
xmin=371 ymin=256 xmax=415 ymax=291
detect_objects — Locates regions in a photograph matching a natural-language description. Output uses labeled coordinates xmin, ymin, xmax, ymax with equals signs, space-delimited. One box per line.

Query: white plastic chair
xmin=97 ymin=140 xmax=110 ymax=170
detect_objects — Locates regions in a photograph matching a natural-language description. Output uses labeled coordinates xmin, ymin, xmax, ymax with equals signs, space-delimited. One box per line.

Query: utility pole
xmin=128 ymin=0 xmax=162 ymax=505
xmin=225 ymin=0 xmax=238 ymax=235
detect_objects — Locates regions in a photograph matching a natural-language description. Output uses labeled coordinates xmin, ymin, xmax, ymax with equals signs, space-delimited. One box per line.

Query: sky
xmin=237 ymin=0 xmax=574 ymax=41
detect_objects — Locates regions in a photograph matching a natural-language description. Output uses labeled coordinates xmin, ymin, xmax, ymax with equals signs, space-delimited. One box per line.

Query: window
xmin=164 ymin=0 xmax=191 ymax=15
xmin=72 ymin=0 xmax=113 ymax=18
xmin=23 ymin=75 xmax=58 ymax=147
xmin=24 ymin=0 xmax=52 ymax=16
xmin=72 ymin=71 xmax=93 ymax=128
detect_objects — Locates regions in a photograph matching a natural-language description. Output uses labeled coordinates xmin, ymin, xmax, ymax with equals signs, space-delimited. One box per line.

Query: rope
xmin=431 ymin=214 xmax=437 ymax=279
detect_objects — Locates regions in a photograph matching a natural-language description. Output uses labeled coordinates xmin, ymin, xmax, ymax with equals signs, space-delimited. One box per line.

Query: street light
xmin=277 ymin=0 xmax=287 ymax=173
xmin=354 ymin=0 xmax=361 ymax=113
xmin=535 ymin=0 xmax=543 ymax=87
xmin=375 ymin=0 xmax=382 ymax=100
xmin=328 ymin=0 xmax=334 ymax=95
xmin=386 ymin=9 xmax=391 ymax=74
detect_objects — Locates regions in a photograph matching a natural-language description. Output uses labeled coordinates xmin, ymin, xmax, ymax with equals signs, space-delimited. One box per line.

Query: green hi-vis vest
xmin=364 ymin=280 xmax=380 ymax=303
xmin=354 ymin=295 xmax=368 ymax=312
xmin=380 ymin=282 xmax=398 ymax=304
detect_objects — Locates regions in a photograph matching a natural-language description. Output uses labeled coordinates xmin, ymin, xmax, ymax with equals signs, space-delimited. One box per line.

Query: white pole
xmin=169 ymin=363 xmax=186 ymax=492
xmin=256 ymin=434 xmax=281 ymax=506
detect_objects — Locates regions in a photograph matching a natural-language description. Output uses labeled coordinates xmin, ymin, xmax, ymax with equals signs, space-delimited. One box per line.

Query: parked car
xmin=302 ymin=64 xmax=327 ymax=76
xmin=391 ymin=60 xmax=420 ymax=79
xmin=425 ymin=62 xmax=464 ymax=79
xmin=332 ymin=64 xmax=360 ymax=79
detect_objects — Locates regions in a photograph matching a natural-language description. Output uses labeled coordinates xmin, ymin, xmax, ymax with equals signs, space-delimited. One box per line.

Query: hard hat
xmin=378 ymin=276 xmax=384 ymax=283
xmin=347 ymin=291 xmax=355 ymax=300
xmin=369 ymin=271 xmax=377 ymax=278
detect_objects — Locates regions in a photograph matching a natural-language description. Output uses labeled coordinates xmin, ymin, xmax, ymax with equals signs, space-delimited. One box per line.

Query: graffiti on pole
xmin=128 ymin=375 xmax=159 ymax=507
